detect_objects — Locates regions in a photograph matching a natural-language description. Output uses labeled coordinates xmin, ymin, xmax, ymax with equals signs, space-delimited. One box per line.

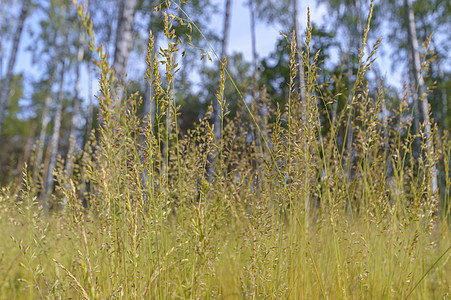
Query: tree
xmin=0 ymin=0 xmax=30 ymax=141
xmin=213 ymin=0 xmax=232 ymax=142
xmin=413 ymin=0 xmax=451 ymax=131
xmin=404 ymin=0 xmax=438 ymax=195
xmin=33 ymin=63 xmax=58 ymax=182
xmin=113 ymin=0 xmax=138 ymax=103
xmin=43 ymin=2 xmax=72 ymax=206
xmin=65 ymin=3 xmax=87 ymax=182
xmin=248 ymin=0 xmax=258 ymax=99
xmin=292 ymin=0 xmax=306 ymax=103
xmin=0 ymin=0 xmax=17 ymax=82
xmin=29 ymin=0 xmax=74 ymax=185
xmin=0 ymin=74 xmax=31 ymax=184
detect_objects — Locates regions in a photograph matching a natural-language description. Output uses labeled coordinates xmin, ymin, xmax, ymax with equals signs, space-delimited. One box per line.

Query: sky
xmin=227 ymin=0 xmax=328 ymax=62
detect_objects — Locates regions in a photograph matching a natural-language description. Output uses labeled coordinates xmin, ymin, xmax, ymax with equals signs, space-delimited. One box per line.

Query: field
xmin=0 ymin=2 xmax=450 ymax=299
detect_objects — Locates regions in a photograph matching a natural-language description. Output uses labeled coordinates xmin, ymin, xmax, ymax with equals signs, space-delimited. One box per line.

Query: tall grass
xmin=0 ymin=0 xmax=450 ymax=298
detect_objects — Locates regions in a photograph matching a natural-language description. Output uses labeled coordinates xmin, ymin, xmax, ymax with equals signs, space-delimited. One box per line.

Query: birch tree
xmin=213 ymin=0 xmax=232 ymax=142
xmin=43 ymin=5 xmax=70 ymax=206
xmin=382 ymin=0 xmax=450 ymax=132
xmin=248 ymin=0 xmax=258 ymax=99
xmin=0 ymin=0 xmax=30 ymax=141
xmin=317 ymin=0 xmax=375 ymax=183
xmin=414 ymin=0 xmax=451 ymax=131
xmin=113 ymin=0 xmax=138 ymax=103
xmin=404 ymin=0 xmax=438 ymax=195
xmin=0 ymin=0 xmax=17 ymax=82
xmin=292 ymin=0 xmax=306 ymax=103
xmin=65 ymin=23 xmax=86 ymax=181
xmin=252 ymin=0 xmax=307 ymax=97
xmin=33 ymin=63 xmax=57 ymax=182
xmin=31 ymin=0 xmax=68 ymax=183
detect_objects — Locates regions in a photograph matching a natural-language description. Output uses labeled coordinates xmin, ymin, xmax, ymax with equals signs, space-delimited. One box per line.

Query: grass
xmin=0 ymin=0 xmax=450 ymax=298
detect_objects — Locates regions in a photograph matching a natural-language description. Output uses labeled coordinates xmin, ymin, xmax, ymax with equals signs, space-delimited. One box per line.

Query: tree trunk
xmin=354 ymin=0 xmax=363 ymax=38
xmin=407 ymin=41 xmax=421 ymax=134
xmin=292 ymin=0 xmax=306 ymax=103
xmin=248 ymin=0 xmax=258 ymax=99
xmin=429 ymin=38 xmax=449 ymax=131
xmin=143 ymin=32 xmax=159 ymax=125
xmin=0 ymin=0 xmax=14 ymax=82
xmin=43 ymin=29 xmax=70 ymax=207
xmin=34 ymin=27 xmax=60 ymax=182
xmin=0 ymin=0 xmax=30 ymax=140
xmin=345 ymin=51 xmax=353 ymax=165
xmin=248 ymin=0 xmax=264 ymax=155
xmin=437 ymin=63 xmax=448 ymax=131
xmin=404 ymin=0 xmax=438 ymax=195
xmin=85 ymin=59 xmax=94 ymax=145
xmin=33 ymin=64 xmax=57 ymax=182
xmin=214 ymin=0 xmax=232 ymax=142
xmin=65 ymin=21 xmax=86 ymax=182
xmin=345 ymin=0 xmax=365 ymax=164
xmin=113 ymin=0 xmax=138 ymax=103
xmin=343 ymin=0 xmax=364 ymax=212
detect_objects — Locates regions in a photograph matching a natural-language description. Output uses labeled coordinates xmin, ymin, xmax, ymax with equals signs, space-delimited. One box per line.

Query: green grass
xmin=0 ymin=1 xmax=450 ymax=299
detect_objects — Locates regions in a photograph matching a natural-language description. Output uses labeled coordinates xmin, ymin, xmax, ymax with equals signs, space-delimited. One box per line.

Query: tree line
xmin=0 ymin=0 xmax=449 ymax=202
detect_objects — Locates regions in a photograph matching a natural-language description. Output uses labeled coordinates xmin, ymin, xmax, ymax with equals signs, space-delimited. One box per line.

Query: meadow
xmin=0 ymin=2 xmax=450 ymax=299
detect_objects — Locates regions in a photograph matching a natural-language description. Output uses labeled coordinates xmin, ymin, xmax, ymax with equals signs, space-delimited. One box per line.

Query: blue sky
xmin=227 ymin=0 xmax=327 ymax=61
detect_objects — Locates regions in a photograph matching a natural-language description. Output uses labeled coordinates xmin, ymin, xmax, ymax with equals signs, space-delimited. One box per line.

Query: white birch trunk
xmin=43 ymin=29 xmax=70 ymax=207
xmin=404 ymin=0 xmax=438 ymax=195
xmin=113 ymin=0 xmax=138 ymax=104
xmin=430 ymin=38 xmax=449 ymax=131
xmin=144 ymin=33 xmax=158 ymax=125
xmin=33 ymin=65 xmax=57 ymax=181
xmin=65 ymin=23 xmax=86 ymax=180
xmin=407 ymin=41 xmax=421 ymax=134
xmin=292 ymin=0 xmax=306 ymax=103
xmin=437 ymin=64 xmax=448 ymax=131
xmin=85 ymin=60 xmax=94 ymax=144
xmin=248 ymin=0 xmax=257 ymax=98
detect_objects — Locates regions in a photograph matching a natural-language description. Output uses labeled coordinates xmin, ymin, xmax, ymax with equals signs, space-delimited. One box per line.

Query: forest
xmin=0 ymin=0 xmax=450 ymax=298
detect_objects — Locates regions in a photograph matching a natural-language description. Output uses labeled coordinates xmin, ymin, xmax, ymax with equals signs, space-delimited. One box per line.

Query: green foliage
xmin=0 ymin=74 xmax=33 ymax=185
